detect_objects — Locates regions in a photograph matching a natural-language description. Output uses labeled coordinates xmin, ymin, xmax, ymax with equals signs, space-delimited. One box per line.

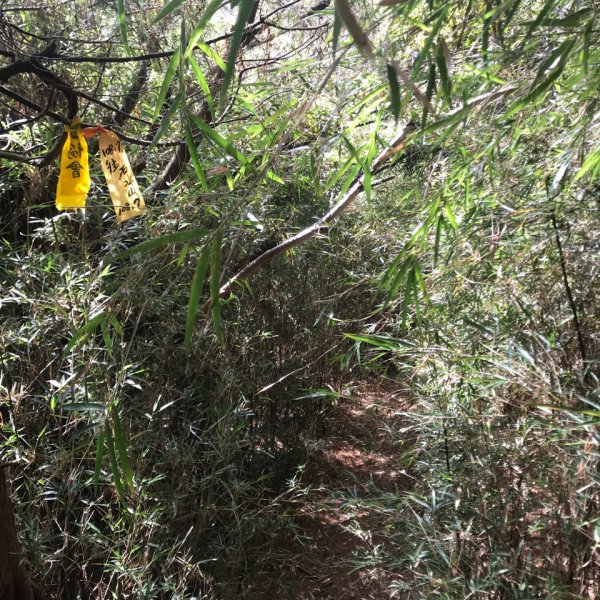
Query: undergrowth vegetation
xmin=1 ymin=0 xmax=599 ymax=598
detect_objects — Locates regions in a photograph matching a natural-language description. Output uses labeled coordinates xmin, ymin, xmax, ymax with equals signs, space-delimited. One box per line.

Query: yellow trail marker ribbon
xmin=98 ymin=130 xmax=146 ymax=223
xmin=56 ymin=118 xmax=91 ymax=211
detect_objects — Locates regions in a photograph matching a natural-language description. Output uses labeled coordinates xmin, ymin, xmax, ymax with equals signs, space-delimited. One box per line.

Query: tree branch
xmin=216 ymin=121 xmax=417 ymax=300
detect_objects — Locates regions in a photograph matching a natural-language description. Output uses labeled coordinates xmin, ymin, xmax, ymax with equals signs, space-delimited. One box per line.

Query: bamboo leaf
xmin=100 ymin=320 xmax=112 ymax=353
xmin=61 ymin=402 xmax=106 ymax=412
xmin=435 ymin=37 xmax=452 ymax=102
xmin=392 ymin=60 xmax=435 ymax=115
xmin=582 ymin=20 xmax=591 ymax=75
xmin=105 ymin=422 xmax=126 ymax=504
xmin=506 ymin=40 xmax=574 ymax=117
xmin=221 ymin=0 xmax=256 ymax=107
xmin=195 ymin=42 xmax=226 ymax=71
xmin=443 ymin=200 xmax=458 ymax=230
xmin=107 ymin=228 xmax=208 ymax=262
xmin=434 ymin=214 xmax=444 ymax=267
xmin=184 ymin=116 xmax=209 ymax=191
xmin=266 ymin=170 xmax=284 ymax=184
xmin=210 ymin=229 xmax=225 ymax=342
xmin=184 ymin=0 xmax=226 ymax=58
xmin=332 ymin=8 xmax=342 ymax=55
xmin=185 ymin=244 xmax=211 ymax=351
xmin=422 ymin=61 xmax=436 ymax=125
xmin=339 ymin=162 xmax=362 ymax=199
xmin=387 ymin=255 xmax=414 ymax=301
xmin=189 ymin=114 xmax=253 ymax=170
xmin=574 ymin=147 xmax=600 ymax=183
xmin=324 ymin=153 xmax=357 ymax=192
xmin=538 ymin=7 xmax=592 ymax=28
xmin=501 ymin=0 xmax=523 ymax=34
xmin=117 ymin=0 xmax=131 ymax=55
xmin=153 ymin=0 xmax=188 ymax=23
xmin=187 ymin=55 xmax=215 ymax=120
xmin=334 ymin=0 xmax=373 ymax=57
xmin=148 ymin=90 xmax=183 ymax=153
xmin=414 ymin=262 xmax=430 ymax=306
xmin=111 ymin=406 xmax=134 ymax=494
xmin=412 ymin=4 xmax=449 ymax=74
xmin=93 ymin=431 xmax=105 ymax=493
xmin=523 ymin=0 xmax=558 ymax=40
xmin=386 ymin=63 xmax=401 ymax=121
xmin=411 ymin=267 xmax=421 ymax=322
xmin=344 ymin=333 xmax=414 ymax=350
xmin=402 ymin=267 xmax=415 ymax=328
xmin=153 ymin=47 xmax=181 ymax=122
xmin=64 ymin=311 xmax=107 ymax=355
xmin=109 ymin=315 xmax=123 ymax=336
xmin=438 ymin=36 xmax=452 ymax=74
xmin=533 ymin=38 xmax=575 ymax=87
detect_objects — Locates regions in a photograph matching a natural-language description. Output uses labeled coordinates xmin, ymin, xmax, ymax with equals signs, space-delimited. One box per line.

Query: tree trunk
xmin=0 ymin=467 xmax=35 ymax=600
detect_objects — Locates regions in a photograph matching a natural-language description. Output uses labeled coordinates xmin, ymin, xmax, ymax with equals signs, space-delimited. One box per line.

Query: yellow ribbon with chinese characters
xmin=56 ymin=117 xmax=90 ymax=210
xmin=98 ymin=130 xmax=146 ymax=223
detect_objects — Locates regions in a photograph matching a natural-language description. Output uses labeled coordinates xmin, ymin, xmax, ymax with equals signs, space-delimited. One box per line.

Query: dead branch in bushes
xmin=215 ymin=120 xmax=417 ymax=301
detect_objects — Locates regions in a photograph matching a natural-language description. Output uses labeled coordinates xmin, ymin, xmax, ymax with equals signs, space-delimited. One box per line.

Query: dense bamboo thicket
xmin=1 ymin=0 xmax=598 ymax=597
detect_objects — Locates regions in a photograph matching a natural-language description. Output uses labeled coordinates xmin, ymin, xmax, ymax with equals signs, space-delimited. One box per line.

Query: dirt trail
xmin=248 ymin=382 xmax=413 ymax=599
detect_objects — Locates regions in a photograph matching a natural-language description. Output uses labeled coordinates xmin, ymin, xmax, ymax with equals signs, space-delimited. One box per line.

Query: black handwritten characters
xmin=56 ymin=117 xmax=91 ymax=210
xmin=98 ymin=131 xmax=146 ymax=223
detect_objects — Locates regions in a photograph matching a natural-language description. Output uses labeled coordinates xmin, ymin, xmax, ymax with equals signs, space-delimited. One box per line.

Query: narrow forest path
xmin=248 ymin=382 xmax=414 ymax=599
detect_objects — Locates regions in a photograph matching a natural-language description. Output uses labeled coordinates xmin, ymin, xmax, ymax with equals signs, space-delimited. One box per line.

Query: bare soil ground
xmin=244 ymin=381 xmax=414 ymax=599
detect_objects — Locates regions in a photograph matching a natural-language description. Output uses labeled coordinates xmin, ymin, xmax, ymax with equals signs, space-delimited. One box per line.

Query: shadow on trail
xmin=245 ymin=382 xmax=414 ymax=600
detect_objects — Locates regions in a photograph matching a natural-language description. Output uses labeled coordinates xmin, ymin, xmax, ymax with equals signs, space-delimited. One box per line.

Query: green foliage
xmin=1 ymin=0 xmax=599 ymax=597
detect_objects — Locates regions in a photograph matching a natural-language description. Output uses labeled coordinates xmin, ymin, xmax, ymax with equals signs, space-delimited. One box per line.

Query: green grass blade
xmin=185 ymin=244 xmax=211 ymax=351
